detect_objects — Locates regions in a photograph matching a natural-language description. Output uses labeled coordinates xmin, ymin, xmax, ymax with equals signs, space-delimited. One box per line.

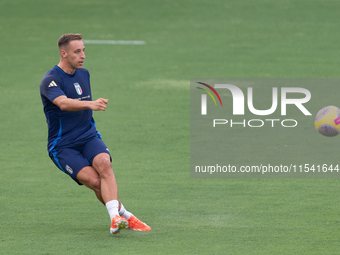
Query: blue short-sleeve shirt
xmin=40 ymin=66 xmax=98 ymax=152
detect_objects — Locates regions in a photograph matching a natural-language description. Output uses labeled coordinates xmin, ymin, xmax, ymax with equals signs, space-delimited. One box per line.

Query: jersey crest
xmin=74 ymin=83 xmax=83 ymax=95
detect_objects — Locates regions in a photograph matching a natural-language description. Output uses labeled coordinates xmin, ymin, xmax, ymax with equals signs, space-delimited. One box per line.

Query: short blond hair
xmin=58 ymin=33 xmax=83 ymax=50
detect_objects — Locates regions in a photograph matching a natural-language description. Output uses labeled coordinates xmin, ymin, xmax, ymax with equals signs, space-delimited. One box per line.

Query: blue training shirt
xmin=40 ymin=65 xmax=98 ymax=153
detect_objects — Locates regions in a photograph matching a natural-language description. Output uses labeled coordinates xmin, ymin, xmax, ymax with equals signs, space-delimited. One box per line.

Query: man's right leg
xmin=76 ymin=165 xmax=128 ymax=235
xmin=90 ymin=153 xmax=151 ymax=232
xmin=76 ymin=166 xmax=104 ymax=205
xmin=49 ymin=147 xmax=128 ymax=235
xmin=76 ymin=165 xmax=125 ymax=211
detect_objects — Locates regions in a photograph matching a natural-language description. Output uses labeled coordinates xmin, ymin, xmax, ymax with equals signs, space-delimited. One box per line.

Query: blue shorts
xmin=49 ymin=136 xmax=111 ymax=185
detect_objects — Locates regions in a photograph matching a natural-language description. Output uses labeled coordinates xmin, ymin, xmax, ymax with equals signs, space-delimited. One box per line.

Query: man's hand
xmin=90 ymin=98 xmax=109 ymax=111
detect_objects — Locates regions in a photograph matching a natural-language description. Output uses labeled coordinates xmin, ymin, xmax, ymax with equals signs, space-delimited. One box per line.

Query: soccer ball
xmin=315 ymin=106 xmax=340 ymax=137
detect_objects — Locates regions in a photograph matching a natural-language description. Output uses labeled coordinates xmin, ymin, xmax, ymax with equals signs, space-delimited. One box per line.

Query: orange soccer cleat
xmin=127 ymin=215 xmax=151 ymax=231
xmin=110 ymin=215 xmax=129 ymax=235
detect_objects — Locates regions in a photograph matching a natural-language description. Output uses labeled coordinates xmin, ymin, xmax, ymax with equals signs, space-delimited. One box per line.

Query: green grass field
xmin=1 ymin=0 xmax=340 ymax=254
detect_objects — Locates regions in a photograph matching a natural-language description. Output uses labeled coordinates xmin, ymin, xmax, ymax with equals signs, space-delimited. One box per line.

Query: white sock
xmin=119 ymin=203 xmax=133 ymax=219
xmin=105 ymin=200 xmax=119 ymax=221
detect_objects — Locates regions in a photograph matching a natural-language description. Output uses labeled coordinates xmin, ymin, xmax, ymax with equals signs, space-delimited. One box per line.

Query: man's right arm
xmin=53 ymin=95 xmax=109 ymax=112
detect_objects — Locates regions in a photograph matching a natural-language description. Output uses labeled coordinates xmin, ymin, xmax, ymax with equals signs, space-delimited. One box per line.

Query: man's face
xmin=64 ymin=40 xmax=86 ymax=70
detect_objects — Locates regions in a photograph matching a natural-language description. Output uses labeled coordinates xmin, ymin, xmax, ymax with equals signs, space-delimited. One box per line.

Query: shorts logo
xmin=65 ymin=165 xmax=73 ymax=174
xmin=74 ymin=83 xmax=83 ymax=95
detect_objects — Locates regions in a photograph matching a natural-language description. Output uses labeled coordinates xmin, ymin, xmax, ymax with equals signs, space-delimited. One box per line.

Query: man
xmin=40 ymin=33 xmax=151 ymax=235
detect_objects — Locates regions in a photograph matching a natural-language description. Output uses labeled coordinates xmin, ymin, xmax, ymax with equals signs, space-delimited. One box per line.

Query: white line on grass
xmin=83 ymin=40 xmax=146 ymax=45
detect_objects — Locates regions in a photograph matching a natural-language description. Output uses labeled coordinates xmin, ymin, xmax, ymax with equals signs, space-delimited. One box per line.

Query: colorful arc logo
xmin=196 ymin=82 xmax=222 ymax=106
